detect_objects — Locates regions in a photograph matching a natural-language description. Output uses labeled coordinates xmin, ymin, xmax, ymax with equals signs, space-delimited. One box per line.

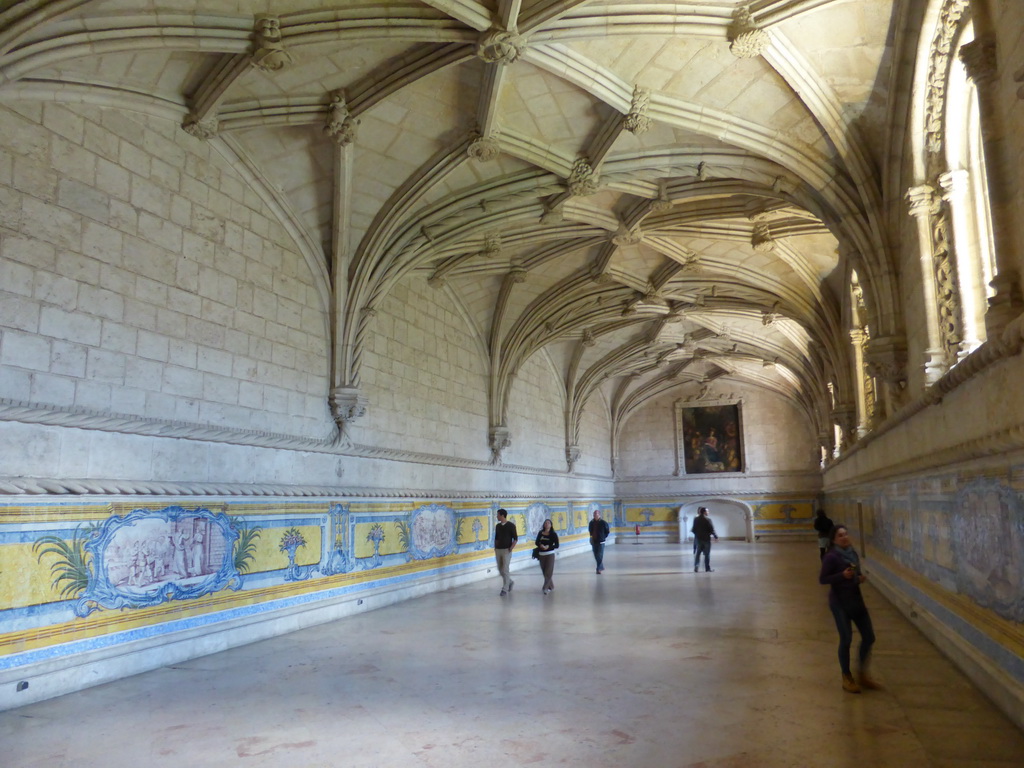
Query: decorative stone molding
xmin=581 ymin=328 xmax=596 ymax=347
xmin=324 ymin=92 xmax=359 ymax=146
xmin=468 ymin=134 xmax=501 ymax=161
xmin=251 ymin=16 xmax=294 ymax=72
xmin=729 ymin=7 xmax=769 ymax=59
xmin=476 ymin=29 xmax=527 ymax=64
xmin=1015 ymin=65 xmax=1024 ymax=100
xmin=0 ymin=398 xmax=624 ymax=496
xmin=622 ymin=85 xmax=652 ymax=134
xmin=930 ymin=205 xmax=962 ymax=366
xmin=489 ymin=425 xmax=512 ymax=464
xmin=697 ymin=161 xmax=709 ymax=181
xmin=568 ymin=156 xmax=599 ymax=196
xmin=509 ymin=265 xmax=528 ymax=284
xmin=182 ymin=114 xmax=218 ymax=140
xmin=924 ymin=0 xmax=968 ymax=155
xmin=751 ymin=221 xmax=775 ymax=252
xmin=566 ymin=444 xmax=581 ymax=473
xmin=329 ymin=387 xmax=368 ymax=436
xmin=761 ymin=307 xmax=780 ymax=326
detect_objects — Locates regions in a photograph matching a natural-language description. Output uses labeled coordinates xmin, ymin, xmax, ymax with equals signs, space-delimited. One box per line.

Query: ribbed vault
xmin=0 ymin=0 xmax=907 ymax=468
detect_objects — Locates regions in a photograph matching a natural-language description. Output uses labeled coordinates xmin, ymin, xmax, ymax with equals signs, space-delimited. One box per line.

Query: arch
xmin=677 ymin=498 xmax=754 ymax=543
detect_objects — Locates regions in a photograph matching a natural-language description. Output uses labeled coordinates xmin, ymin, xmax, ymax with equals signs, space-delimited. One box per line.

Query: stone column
xmin=848 ymin=328 xmax=870 ymax=437
xmin=938 ymin=168 xmax=984 ymax=357
xmin=906 ymin=185 xmax=948 ymax=382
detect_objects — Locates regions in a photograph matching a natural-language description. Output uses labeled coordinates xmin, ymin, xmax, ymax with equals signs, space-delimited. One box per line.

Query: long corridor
xmin=2 ymin=542 xmax=1022 ymax=767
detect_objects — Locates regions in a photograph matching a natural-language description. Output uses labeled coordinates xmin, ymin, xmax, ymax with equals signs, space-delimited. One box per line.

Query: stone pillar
xmin=938 ymin=168 xmax=984 ymax=357
xmin=906 ymin=185 xmax=949 ymax=382
xmin=848 ymin=328 xmax=871 ymax=437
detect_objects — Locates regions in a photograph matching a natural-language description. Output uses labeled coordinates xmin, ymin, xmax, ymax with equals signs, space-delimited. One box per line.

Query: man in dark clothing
xmin=691 ymin=506 xmax=718 ymax=572
xmin=589 ymin=510 xmax=610 ymax=573
xmin=813 ymin=508 xmax=834 ymax=560
xmin=493 ymin=508 xmax=518 ymax=596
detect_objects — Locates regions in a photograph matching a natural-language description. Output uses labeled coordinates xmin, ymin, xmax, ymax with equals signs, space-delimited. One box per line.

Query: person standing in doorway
xmin=813 ymin=508 xmax=834 ymax=560
xmin=493 ymin=508 xmax=518 ymax=596
xmin=819 ymin=524 xmax=879 ymax=693
xmin=691 ymin=507 xmax=718 ymax=572
xmin=589 ymin=510 xmax=610 ymax=574
xmin=535 ymin=518 xmax=559 ymax=594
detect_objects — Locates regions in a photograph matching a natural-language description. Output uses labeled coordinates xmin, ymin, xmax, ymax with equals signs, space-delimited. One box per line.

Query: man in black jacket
xmin=588 ymin=510 xmax=610 ymax=574
xmin=813 ymin=508 xmax=834 ymax=560
xmin=691 ymin=507 xmax=718 ymax=572
xmin=493 ymin=508 xmax=518 ymax=596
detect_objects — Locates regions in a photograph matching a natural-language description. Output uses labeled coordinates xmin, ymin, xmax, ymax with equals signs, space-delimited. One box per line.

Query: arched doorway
xmin=677 ymin=499 xmax=753 ymax=543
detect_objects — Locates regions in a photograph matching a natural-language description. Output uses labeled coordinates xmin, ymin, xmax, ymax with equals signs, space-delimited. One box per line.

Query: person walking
xmin=691 ymin=507 xmax=718 ymax=572
xmin=813 ymin=508 xmax=834 ymax=560
xmin=493 ymin=508 xmax=518 ymax=596
xmin=535 ymin=518 xmax=559 ymax=594
xmin=819 ymin=524 xmax=880 ymax=693
xmin=588 ymin=510 xmax=610 ymax=574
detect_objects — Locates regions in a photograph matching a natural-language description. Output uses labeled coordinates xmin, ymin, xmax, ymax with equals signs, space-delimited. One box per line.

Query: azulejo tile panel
xmin=0 ymin=496 xmax=610 ymax=670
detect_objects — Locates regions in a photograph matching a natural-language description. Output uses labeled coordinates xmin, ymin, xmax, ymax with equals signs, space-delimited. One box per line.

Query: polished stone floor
xmin=2 ymin=542 xmax=1022 ymax=767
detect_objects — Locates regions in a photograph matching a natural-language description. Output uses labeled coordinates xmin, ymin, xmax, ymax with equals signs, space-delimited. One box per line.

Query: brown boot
xmin=859 ymin=668 xmax=883 ymax=690
xmin=842 ymin=673 xmax=861 ymax=693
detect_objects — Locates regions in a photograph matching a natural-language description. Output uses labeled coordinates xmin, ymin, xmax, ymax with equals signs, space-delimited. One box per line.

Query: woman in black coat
xmin=535 ymin=518 xmax=559 ymax=594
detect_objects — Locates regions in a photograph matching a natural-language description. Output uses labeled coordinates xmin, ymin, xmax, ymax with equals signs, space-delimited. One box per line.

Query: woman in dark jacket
xmin=535 ymin=518 xmax=559 ymax=594
xmin=819 ymin=524 xmax=879 ymax=693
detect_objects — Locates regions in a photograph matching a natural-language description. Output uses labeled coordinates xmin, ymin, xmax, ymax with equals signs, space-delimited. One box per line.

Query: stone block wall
xmin=0 ymin=103 xmax=330 ymax=440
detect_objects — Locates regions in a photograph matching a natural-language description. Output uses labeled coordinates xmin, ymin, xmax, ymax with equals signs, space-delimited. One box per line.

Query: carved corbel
xmin=651 ymin=181 xmax=673 ymax=213
xmin=324 ymin=91 xmax=359 ymax=146
xmin=751 ymin=221 xmax=775 ymax=252
xmin=566 ymin=445 xmax=581 ymax=474
xmin=489 ymin=425 xmax=512 ymax=464
xmin=330 ymin=387 xmax=368 ymax=438
xmin=865 ymin=336 xmax=909 ymax=416
xmin=729 ymin=6 xmax=770 ymax=59
xmin=251 ymin=16 xmax=293 ymax=72
xmin=959 ymin=36 xmax=996 ymax=87
xmin=831 ymin=404 xmax=858 ymax=450
xmin=182 ymin=114 xmax=219 ymax=140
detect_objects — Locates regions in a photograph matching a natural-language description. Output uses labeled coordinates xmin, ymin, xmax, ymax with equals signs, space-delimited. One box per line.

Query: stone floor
xmin=2 ymin=542 xmax=1022 ymax=767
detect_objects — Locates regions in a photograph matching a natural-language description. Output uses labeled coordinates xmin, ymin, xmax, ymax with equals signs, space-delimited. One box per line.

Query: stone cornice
xmin=0 ymin=397 xmax=616 ymax=495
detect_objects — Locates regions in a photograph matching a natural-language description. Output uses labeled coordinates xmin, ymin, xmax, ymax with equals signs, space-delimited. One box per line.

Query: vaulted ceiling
xmin=0 ymin=0 xmax=901 ymax=448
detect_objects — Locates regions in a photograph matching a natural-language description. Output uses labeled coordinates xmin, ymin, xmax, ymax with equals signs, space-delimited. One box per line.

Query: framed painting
xmin=679 ymin=403 xmax=743 ymax=474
